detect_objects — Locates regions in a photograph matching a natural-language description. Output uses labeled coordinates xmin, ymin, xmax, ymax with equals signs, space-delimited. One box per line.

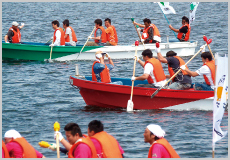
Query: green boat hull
xmin=2 ymin=42 xmax=102 ymax=61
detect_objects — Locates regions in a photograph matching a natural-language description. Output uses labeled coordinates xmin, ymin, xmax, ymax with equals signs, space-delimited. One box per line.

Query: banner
xmin=157 ymin=2 xmax=176 ymax=14
xmin=212 ymin=54 xmax=228 ymax=144
xmin=189 ymin=2 xmax=199 ymax=24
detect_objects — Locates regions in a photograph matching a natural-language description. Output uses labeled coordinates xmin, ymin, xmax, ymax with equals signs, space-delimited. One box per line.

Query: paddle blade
xmin=131 ymin=18 xmax=134 ymax=22
xmin=135 ymin=40 xmax=139 ymax=46
xmin=127 ymin=100 xmax=134 ymax=111
xmin=156 ymin=42 xmax=159 ymax=48
xmin=151 ymin=88 xmax=160 ymax=99
xmin=38 ymin=141 xmax=50 ymax=148
xmin=207 ymin=39 xmax=212 ymax=44
xmin=203 ymin=35 xmax=207 ymax=42
xmin=48 ymin=58 xmax=53 ymax=63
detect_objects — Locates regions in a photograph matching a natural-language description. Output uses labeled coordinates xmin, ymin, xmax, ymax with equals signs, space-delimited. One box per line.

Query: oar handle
xmin=80 ymin=27 xmax=96 ymax=54
xmin=56 ymin=133 xmax=60 ymax=158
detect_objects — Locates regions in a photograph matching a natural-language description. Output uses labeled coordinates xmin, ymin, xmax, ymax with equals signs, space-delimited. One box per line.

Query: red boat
xmin=69 ymin=76 xmax=214 ymax=110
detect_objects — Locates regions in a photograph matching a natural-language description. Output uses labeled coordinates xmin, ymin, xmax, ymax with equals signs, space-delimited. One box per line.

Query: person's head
xmin=143 ymin=18 xmax=151 ymax=28
xmin=142 ymin=49 xmax=153 ymax=61
xmin=4 ymin=129 xmax=22 ymax=144
xmin=143 ymin=124 xmax=165 ymax=145
xmin=12 ymin=21 xmax=19 ymax=30
xmin=201 ymin=51 xmax=212 ymax=63
xmin=166 ymin=51 xmax=177 ymax=57
xmin=182 ymin=16 xmax=189 ymax=25
xmin=95 ymin=50 xmax=105 ymax=62
xmin=104 ymin=18 xmax=111 ymax=28
xmin=88 ymin=120 xmax=104 ymax=137
xmin=94 ymin=19 xmax=102 ymax=28
xmin=62 ymin=19 xmax=69 ymax=29
xmin=64 ymin=123 xmax=82 ymax=145
xmin=52 ymin=20 xmax=59 ymax=30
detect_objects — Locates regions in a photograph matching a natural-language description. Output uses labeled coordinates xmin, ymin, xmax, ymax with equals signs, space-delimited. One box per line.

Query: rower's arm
xmin=134 ymin=22 xmax=145 ymax=28
xmin=60 ymin=138 xmax=72 ymax=151
xmin=157 ymin=52 xmax=168 ymax=63
xmin=108 ymin=57 xmax=114 ymax=66
xmin=135 ymin=73 xmax=149 ymax=81
xmin=169 ymin=25 xmax=179 ymax=33
xmin=4 ymin=35 xmax=9 ymax=42
xmin=184 ymin=68 xmax=199 ymax=77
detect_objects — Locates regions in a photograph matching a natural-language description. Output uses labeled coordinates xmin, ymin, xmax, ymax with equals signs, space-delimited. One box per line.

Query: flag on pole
xmin=157 ymin=2 xmax=176 ymax=14
xmin=189 ymin=2 xmax=199 ymax=24
xmin=212 ymin=54 xmax=228 ymax=145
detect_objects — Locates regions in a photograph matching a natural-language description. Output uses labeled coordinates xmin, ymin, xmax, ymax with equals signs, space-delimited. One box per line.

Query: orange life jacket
xmin=68 ymin=136 xmax=98 ymax=158
xmin=203 ymin=60 xmax=215 ymax=86
xmin=2 ymin=140 xmax=10 ymax=158
xmin=92 ymin=61 xmax=111 ymax=83
xmin=91 ymin=131 xmax=122 ymax=158
xmin=10 ymin=137 xmax=37 ymax=158
xmin=177 ymin=24 xmax=190 ymax=41
xmin=111 ymin=25 xmax=118 ymax=43
xmin=106 ymin=26 xmax=117 ymax=46
xmin=148 ymin=138 xmax=180 ymax=158
xmin=144 ymin=58 xmax=166 ymax=84
xmin=94 ymin=26 xmax=107 ymax=43
xmin=142 ymin=25 xmax=154 ymax=43
xmin=168 ymin=56 xmax=189 ymax=82
xmin=9 ymin=27 xmax=21 ymax=43
xmin=53 ymin=27 xmax=65 ymax=45
xmin=64 ymin=26 xmax=78 ymax=42
xmin=151 ymin=24 xmax=161 ymax=37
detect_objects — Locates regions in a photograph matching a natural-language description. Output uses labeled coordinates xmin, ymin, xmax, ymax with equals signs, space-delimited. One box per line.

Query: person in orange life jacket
xmin=180 ymin=46 xmax=215 ymax=91
xmin=4 ymin=21 xmax=24 ymax=43
xmin=87 ymin=19 xmax=107 ymax=46
xmin=169 ymin=16 xmax=190 ymax=42
xmin=62 ymin=19 xmax=78 ymax=46
xmin=104 ymin=18 xmax=118 ymax=46
xmin=87 ymin=120 xmax=125 ymax=158
xmin=4 ymin=129 xmax=45 ymax=158
xmin=134 ymin=18 xmax=161 ymax=43
xmin=144 ymin=124 xmax=180 ymax=158
xmin=131 ymin=49 xmax=167 ymax=88
xmin=54 ymin=122 xmax=97 ymax=158
xmin=49 ymin=20 xmax=65 ymax=47
xmin=156 ymin=47 xmax=192 ymax=90
xmin=2 ymin=140 xmax=10 ymax=158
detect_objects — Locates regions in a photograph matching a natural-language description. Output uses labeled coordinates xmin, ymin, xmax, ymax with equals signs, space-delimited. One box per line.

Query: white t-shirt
xmin=53 ymin=29 xmax=64 ymax=46
xmin=196 ymin=65 xmax=214 ymax=89
xmin=144 ymin=63 xmax=166 ymax=87
xmin=65 ymin=27 xmax=76 ymax=46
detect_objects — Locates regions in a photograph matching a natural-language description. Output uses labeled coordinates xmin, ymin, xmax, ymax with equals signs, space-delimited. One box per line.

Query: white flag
xmin=212 ymin=54 xmax=228 ymax=144
xmin=157 ymin=2 xmax=176 ymax=14
xmin=189 ymin=2 xmax=199 ymax=24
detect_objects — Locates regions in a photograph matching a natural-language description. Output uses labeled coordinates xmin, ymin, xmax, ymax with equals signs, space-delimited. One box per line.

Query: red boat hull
xmin=69 ymin=76 xmax=214 ymax=110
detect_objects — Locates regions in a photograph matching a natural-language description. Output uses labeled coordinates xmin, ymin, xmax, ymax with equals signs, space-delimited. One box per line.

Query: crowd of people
xmin=2 ymin=120 xmax=179 ymax=158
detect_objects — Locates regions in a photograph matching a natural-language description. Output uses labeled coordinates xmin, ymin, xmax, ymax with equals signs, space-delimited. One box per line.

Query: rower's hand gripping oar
xmin=151 ymin=40 xmax=211 ymax=98
xmin=203 ymin=35 xmax=215 ymax=60
xmin=76 ymin=27 xmax=96 ymax=60
xmin=131 ymin=18 xmax=146 ymax=49
xmin=127 ymin=40 xmax=139 ymax=112
xmin=54 ymin=121 xmax=60 ymax=158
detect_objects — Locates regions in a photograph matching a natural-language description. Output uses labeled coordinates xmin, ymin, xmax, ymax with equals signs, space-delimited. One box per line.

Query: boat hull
xmin=69 ymin=76 xmax=214 ymax=110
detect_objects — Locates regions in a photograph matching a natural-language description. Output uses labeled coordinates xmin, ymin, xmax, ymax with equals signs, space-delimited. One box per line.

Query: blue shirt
xmin=93 ymin=62 xmax=114 ymax=82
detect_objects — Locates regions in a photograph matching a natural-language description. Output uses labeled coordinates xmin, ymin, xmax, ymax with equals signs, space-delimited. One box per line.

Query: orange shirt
xmin=105 ymin=27 xmax=117 ymax=46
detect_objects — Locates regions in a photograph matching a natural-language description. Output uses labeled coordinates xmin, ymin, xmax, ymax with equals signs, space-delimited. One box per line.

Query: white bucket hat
xmin=147 ymin=124 xmax=165 ymax=138
xmin=4 ymin=129 xmax=22 ymax=139
xmin=12 ymin=21 xmax=19 ymax=26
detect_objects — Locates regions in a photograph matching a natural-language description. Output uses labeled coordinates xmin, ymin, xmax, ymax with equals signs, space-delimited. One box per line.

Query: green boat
xmin=2 ymin=41 xmax=102 ymax=61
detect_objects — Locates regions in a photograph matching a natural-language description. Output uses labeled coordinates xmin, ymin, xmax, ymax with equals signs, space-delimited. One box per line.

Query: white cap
xmin=12 ymin=21 xmax=19 ymax=26
xmin=4 ymin=129 xmax=22 ymax=139
xmin=95 ymin=50 xmax=103 ymax=60
xmin=147 ymin=124 xmax=165 ymax=138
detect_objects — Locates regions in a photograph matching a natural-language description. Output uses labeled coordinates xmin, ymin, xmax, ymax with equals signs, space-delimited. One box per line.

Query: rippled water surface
xmin=2 ymin=2 xmax=228 ymax=158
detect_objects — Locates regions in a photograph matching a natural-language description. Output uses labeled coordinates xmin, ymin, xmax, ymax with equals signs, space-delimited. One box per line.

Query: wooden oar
xmin=127 ymin=40 xmax=139 ymax=111
xmin=46 ymin=38 xmax=53 ymax=44
xmin=76 ymin=27 xmax=96 ymax=60
xmin=151 ymin=42 xmax=210 ymax=98
xmin=49 ymin=40 xmax=54 ymax=63
xmin=53 ymin=121 xmax=60 ymax=158
xmin=131 ymin=18 xmax=146 ymax=49
xmin=203 ymin=35 xmax=215 ymax=60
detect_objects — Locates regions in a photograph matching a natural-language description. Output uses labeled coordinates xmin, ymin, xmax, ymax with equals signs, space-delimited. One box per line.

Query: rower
xmin=4 ymin=21 xmax=24 ymax=43
xmin=87 ymin=120 xmax=124 ymax=158
xmin=104 ymin=18 xmax=118 ymax=46
xmin=4 ymin=129 xmax=45 ymax=158
xmin=62 ymin=19 xmax=78 ymax=46
xmin=49 ymin=20 xmax=65 ymax=47
xmin=144 ymin=124 xmax=180 ymax=158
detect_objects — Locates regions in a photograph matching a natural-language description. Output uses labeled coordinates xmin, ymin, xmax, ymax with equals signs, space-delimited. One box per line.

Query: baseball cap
xmin=12 ymin=21 xmax=19 ymax=26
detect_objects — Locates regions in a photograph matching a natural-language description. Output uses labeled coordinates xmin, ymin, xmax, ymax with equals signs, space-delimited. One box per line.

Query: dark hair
xmin=166 ymin=51 xmax=177 ymax=57
xmin=182 ymin=16 xmax=189 ymax=24
xmin=94 ymin=19 xmax=102 ymax=26
xmin=150 ymin=131 xmax=160 ymax=141
xmin=63 ymin=19 xmax=69 ymax=27
xmin=52 ymin=20 xmax=59 ymax=27
xmin=143 ymin=18 xmax=151 ymax=24
xmin=142 ymin=49 xmax=153 ymax=58
xmin=104 ymin=18 xmax=111 ymax=24
xmin=64 ymin=123 xmax=82 ymax=137
xmin=201 ymin=51 xmax=212 ymax=61
xmin=88 ymin=120 xmax=104 ymax=134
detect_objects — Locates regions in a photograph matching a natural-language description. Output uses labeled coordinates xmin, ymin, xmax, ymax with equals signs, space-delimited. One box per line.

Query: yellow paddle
xmin=127 ymin=40 xmax=139 ymax=111
xmin=54 ymin=121 xmax=60 ymax=158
